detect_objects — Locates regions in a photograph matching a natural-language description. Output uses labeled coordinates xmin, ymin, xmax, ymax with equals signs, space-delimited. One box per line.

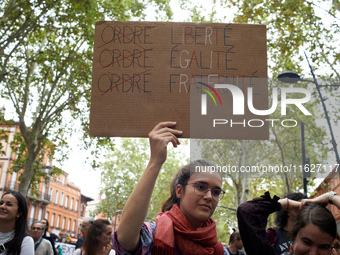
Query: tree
xmin=0 ymin=0 xmax=173 ymax=194
xmin=172 ymin=4 xmax=339 ymax=240
xmin=198 ymin=78 xmax=329 ymax=199
xmin=227 ymin=0 xmax=340 ymax=77
xmin=181 ymin=0 xmax=339 ymax=184
xmin=7 ymin=130 xmax=63 ymax=195
xmin=93 ymin=138 xmax=188 ymax=220
xmin=0 ymin=0 xmax=54 ymax=83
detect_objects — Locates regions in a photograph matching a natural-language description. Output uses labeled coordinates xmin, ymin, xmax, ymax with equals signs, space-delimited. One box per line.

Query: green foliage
xmin=94 ymin=138 xmax=188 ymax=220
xmin=0 ymin=0 xmax=173 ymax=194
xmin=196 ymin=77 xmax=330 ymax=239
xmin=0 ymin=121 xmax=12 ymax=155
xmin=7 ymin=131 xmax=63 ymax=196
xmin=176 ymin=2 xmax=339 ymax=239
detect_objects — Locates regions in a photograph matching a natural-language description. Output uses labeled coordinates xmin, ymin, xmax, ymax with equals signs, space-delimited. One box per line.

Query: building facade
xmin=0 ymin=122 xmax=20 ymax=196
xmin=0 ymin=122 xmax=93 ymax=241
xmin=45 ymin=171 xmax=83 ymax=239
xmin=313 ymin=167 xmax=340 ymax=232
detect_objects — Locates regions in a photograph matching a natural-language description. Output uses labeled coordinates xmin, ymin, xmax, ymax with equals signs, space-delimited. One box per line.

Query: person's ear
xmin=175 ymin=184 xmax=184 ymax=199
xmin=16 ymin=210 xmax=22 ymax=219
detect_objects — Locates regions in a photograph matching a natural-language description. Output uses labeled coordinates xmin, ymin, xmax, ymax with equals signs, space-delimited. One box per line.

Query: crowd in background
xmin=1 ymin=123 xmax=340 ymax=255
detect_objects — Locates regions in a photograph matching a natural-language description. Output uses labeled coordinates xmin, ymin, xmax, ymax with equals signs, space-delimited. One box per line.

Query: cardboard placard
xmin=90 ymin=21 xmax=268 ymax=139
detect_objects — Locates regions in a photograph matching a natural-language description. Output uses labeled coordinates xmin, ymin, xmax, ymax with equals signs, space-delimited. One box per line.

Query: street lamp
xmin=217 ymin=205 xmax=237 ymax=215
xmin=277 ymin=53 xmax=340 ymax=171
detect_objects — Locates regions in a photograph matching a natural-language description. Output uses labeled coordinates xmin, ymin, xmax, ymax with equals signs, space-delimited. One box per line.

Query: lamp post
xmin=277 ymin=53 xmax=340 ymax=171
xmin=300 ymin=123 xmax=310 ymax=195
xmin=217 ymin=205 xmax=237 ymax=215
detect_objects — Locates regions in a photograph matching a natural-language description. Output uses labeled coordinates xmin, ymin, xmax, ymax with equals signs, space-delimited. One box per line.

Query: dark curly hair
xmin=275 ymin=192 xmax=307 ymax=228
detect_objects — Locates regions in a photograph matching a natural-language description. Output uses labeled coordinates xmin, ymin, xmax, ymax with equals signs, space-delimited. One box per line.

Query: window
xmin=30 ymin=205 xmax=36 ymax=220
xmin=49 ymin=188 xmax=53 ymax=196
xmin=38 ymin=207 xmax=43 ymax=220
xmin=63 ymin=176 xmax=66 ymax=185
xmin=67 ymin=219 xmax=71 ymax=231
xmin=56 ymin=215 xmax=60 ymax=228
xmin=42 ymin=181 xmax=47 ymax=198
xmin=65 ymin=196 xmax=69 ymax=208
xmin=75 ymin=200 xmax=78 ymax=211
xmin=51 ymin=214 xmax=55 ymax=227
xmin=54 ymin=190 xmax=59 ymax=204
xmin=47 ymin=157 xmax=52 ymax=167
xmin=60 ymin=192 xmax=64 ymax=206
xmin=62 ymin=217 xmax=65 ymax=229
xmin=10 ymin=172 xmax=17 ymax=189
xmin=70 ymin=198 xmax=74 ymax=210
xmin=72 ymin=220 xmax=76 ymax=232
xmin=45 ymin=211 xmax=49 ymax=220
xmin=81 ymin=204 xmax=85 ymax=217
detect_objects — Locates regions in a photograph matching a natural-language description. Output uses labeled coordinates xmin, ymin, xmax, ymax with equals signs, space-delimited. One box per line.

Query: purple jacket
xmin=237 ymin=192 xmax=282 ymax=255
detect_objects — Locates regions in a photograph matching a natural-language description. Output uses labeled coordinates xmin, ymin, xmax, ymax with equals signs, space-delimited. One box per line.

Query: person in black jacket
xmin=41 ymin=218 xmax=57 ymax=255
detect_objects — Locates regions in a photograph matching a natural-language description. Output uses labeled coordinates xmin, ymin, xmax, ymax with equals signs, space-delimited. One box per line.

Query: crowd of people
xmin=0 ymin=190 xmax=115 ymax=255
xmin=1 ymin=122 xmax=340 ymax=255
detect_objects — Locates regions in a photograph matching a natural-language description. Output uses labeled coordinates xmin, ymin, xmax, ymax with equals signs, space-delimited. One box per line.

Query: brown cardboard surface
xmin=90 ymin=21 xmax=268 ymax=139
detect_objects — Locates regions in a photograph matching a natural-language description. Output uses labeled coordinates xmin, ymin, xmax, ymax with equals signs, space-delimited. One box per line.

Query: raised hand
xmin=148 ymin=121 xmax=182 ymax=166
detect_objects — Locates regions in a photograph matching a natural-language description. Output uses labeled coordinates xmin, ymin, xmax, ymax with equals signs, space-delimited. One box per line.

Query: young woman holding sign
xmin=113 ymin=121 xmax=228 ymax=255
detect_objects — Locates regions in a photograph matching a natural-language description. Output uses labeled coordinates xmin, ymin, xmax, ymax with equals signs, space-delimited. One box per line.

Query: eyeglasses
xmin=332 ymin=242 xmax=340 ymax=250
xmin=31 ymin=227 xmax=43 ymax=231
xmin=187 ymin=182 xmax=225 ymax=201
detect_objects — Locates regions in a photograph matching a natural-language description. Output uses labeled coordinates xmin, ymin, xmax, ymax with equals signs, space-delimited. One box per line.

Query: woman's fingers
xmin=148 ymin=122 xmax=183 ymax=164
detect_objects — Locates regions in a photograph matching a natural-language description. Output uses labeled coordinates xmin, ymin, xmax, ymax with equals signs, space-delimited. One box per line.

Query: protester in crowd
xmin=75 ymin=217 xmax=94 ymax=249
xmin=55 ymin=245 xmax=63 ymax=255
xmin=73 ymin=219 xmax=115 ymax=255
xmin=332 ymin=234 xmax=340 ymax=255
xmin=29 ymin=222 xmax=53 ymax=255
xmin=227 ymin=229 xmax=244 ymax=255
xmin=237 ymin=191 xmax=338 ymax=255
xmin=40 ymin=219 xmax=56 ymax=255
xmin=49 ymin=234 xmax=58 ymax=244
xmin=0 ymin=191 xmax=34 ymax=255
xmin=266 ymin=192 xmax=306 ymax=255
xmin=114 ymin=122 xmax=229 ymax=254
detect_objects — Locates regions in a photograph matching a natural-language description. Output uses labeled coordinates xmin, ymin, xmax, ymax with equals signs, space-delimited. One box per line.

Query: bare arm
xmin=116 ymin=122 xmax=182 ymax=252
xmin=278 ymin=198 xmax=301 ymax=230
xmin=301 ymin=191 xmax=340 ymax=209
